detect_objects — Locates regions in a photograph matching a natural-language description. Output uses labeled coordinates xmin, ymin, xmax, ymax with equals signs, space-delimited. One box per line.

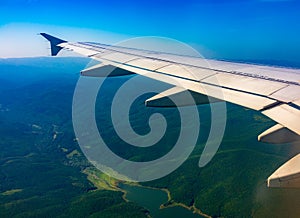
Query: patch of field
xmin=83 ymin=167 xmax=120 ymax=191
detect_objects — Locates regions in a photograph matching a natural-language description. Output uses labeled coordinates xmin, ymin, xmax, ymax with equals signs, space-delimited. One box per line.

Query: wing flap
xmin=262 ymin=104 xmax=300 ymax=135
xmin=268 ymin=154 xmax=300 ymax=188
xmin=218 ymin=86 xmax=277 ymax=110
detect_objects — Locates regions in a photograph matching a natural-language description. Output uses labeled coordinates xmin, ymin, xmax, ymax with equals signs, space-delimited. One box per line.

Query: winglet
xmin=40 ymin=33 xmax=66 ymax=56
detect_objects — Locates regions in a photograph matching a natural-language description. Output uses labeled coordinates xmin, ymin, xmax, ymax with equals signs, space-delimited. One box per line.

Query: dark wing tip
xmin=40 ymin=33 xmax=67 ymax=56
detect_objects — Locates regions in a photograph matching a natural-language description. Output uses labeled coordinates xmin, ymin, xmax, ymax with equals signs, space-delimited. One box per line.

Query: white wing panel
xmin=126 ymin=58 xmax=171 ymax=71
xmin=62 ymin=43 xmax=100 ymax=56
xmin=267 ymin=154 xmax=300 ymax=188
xmin=270 ymin=85 xmax=300 ymax=103
xmin=206 ymin=60 xmax=252 ymax=72
xmin=202 ymin=73 xmax=287 ymax=96
xmin=157 ymin=65 xmax=217 ymax=81
xmin=100 ymin=52 xmax=141 ymax=64
xmin=185 ymin=66 xmax=218 ymax=81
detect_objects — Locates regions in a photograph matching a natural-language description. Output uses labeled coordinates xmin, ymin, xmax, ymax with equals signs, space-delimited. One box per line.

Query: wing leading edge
xmin=41 ymin=33 xmax=300 ymax=188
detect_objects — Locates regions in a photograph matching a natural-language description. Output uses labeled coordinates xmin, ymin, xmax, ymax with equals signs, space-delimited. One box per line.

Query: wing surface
xmin=41 ymin=33 xmax=300 ymax=187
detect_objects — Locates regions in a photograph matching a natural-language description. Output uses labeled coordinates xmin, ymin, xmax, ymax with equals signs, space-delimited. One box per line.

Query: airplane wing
xmin=41 ymin=33 xmax=300 ymax=188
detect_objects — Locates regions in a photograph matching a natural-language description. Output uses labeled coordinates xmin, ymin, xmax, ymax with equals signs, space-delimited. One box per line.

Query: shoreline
xmin=83 ymin=167 xmax=211 ymax=218
xmin=119 ymin=182 xmax=211 ymax=218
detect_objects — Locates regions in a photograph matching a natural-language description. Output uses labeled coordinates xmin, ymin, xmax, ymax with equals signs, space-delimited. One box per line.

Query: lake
xmin=119 ymin=183 xmax=205 ymax=218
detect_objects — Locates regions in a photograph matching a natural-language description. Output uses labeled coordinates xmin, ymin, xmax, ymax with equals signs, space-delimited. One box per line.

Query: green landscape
xmin=0 ymin=57 xmax=299 ymax=217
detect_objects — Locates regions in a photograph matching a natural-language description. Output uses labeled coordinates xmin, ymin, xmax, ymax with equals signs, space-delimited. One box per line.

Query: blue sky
xmin=1 ymin=0 xmax=300 ymax=63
